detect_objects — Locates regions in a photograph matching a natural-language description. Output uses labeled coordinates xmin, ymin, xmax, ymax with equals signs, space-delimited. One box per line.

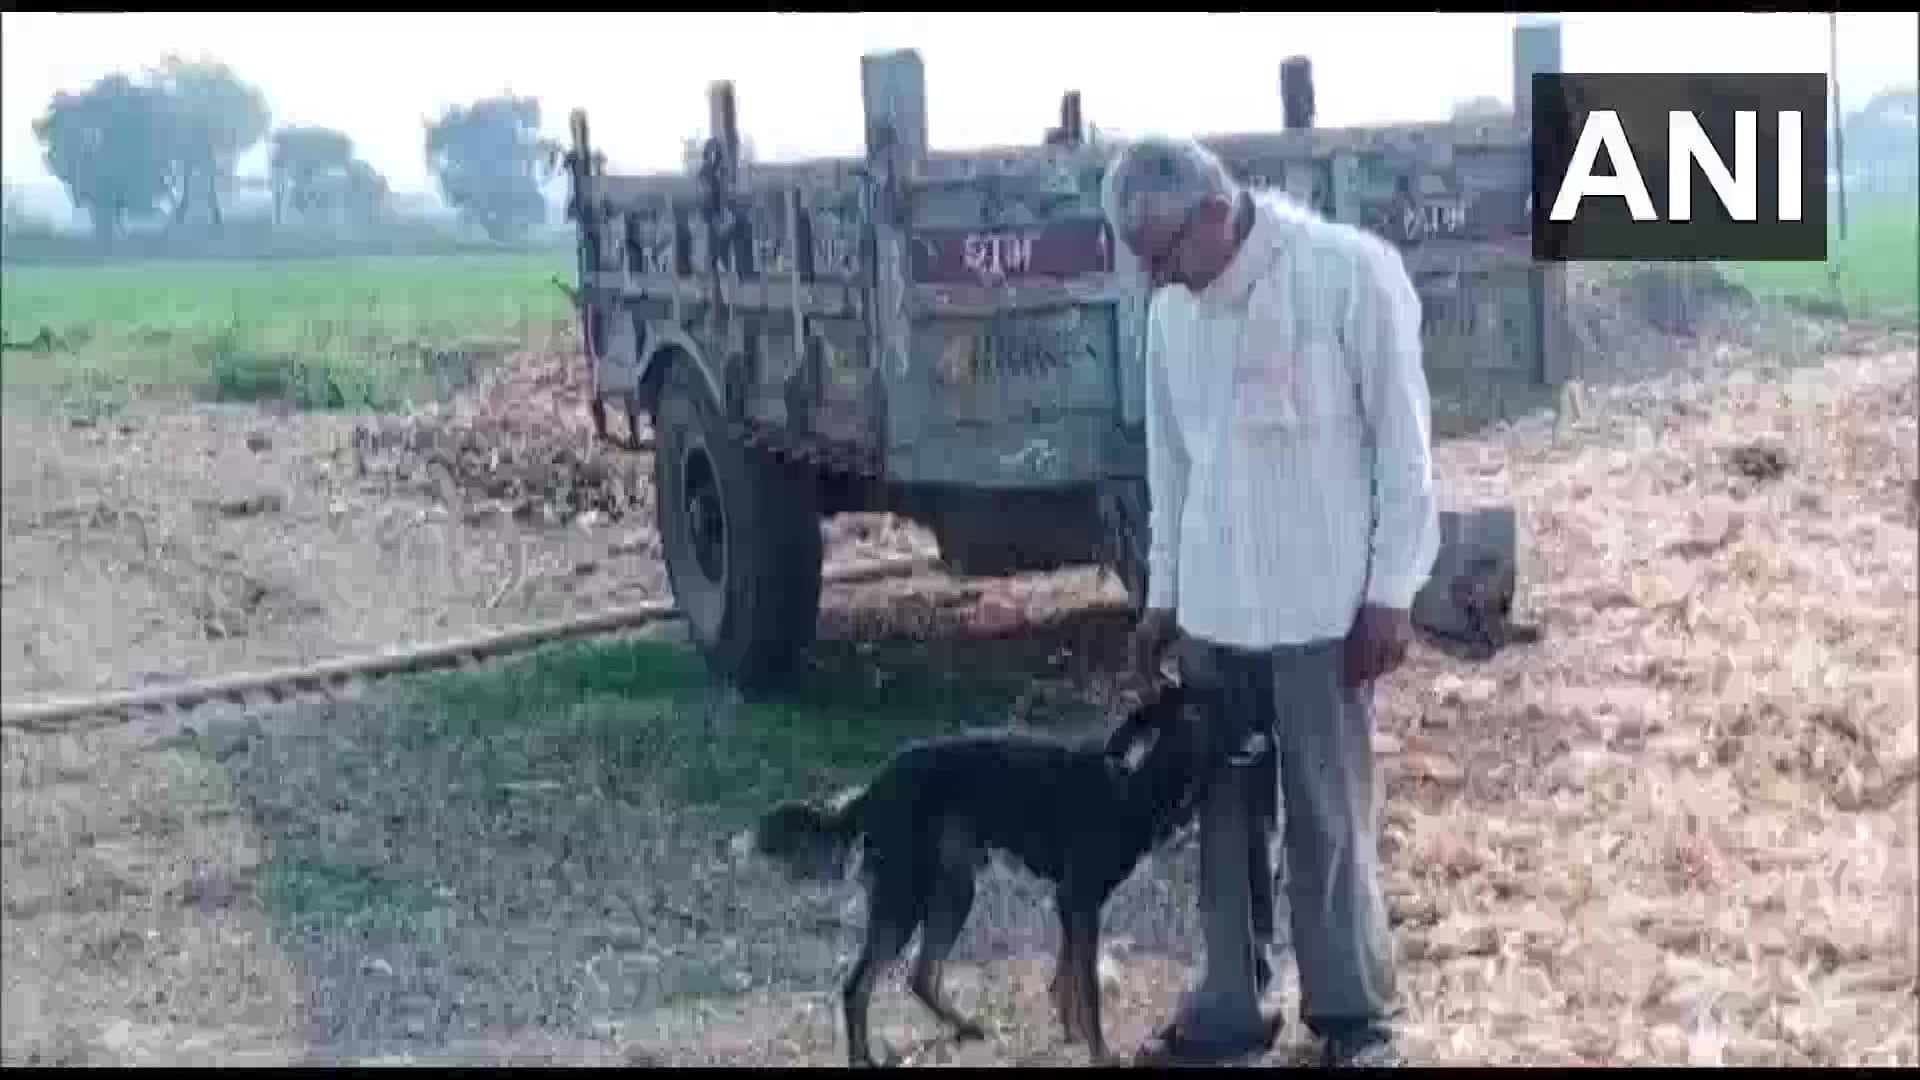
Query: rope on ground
xmin=0 ymin=553 xmax=944 ymax=732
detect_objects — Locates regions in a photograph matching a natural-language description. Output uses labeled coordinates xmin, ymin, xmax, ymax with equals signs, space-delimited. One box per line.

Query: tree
xmin=32 ymin=74 xmax=174 ymax=241
xmin=424 ymin=94 xmax=561 ymax=241
xmin=146 ymin=54 xmax=270 ymax=226
xmin=339 ymin=160 xmax=391 ymax=225
xmin=1842 ymin=84 xmax=1918 ymax=192
xmin=1 ymin=185 xmax=26 ymax=230
xmin=270 ymin=126 xmax=391 ymax=226
xmin=270 ymin=126 xmax=352 ymax=222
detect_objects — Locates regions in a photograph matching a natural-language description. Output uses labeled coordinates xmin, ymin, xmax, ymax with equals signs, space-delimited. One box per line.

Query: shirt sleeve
xmin=1144 ymin=297 xmax=1189 ymax=612
xmin=1347 ymin=236 xmax=1440 ymax=611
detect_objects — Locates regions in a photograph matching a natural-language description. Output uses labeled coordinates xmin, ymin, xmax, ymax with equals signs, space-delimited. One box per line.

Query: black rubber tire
xmin=653 ymin=358 xmax=823 ymax=693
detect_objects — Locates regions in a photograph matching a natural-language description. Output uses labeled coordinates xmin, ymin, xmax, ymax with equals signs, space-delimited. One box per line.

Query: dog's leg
xmin=1049 ymin=905 xmax=1083 ymax=1044
xmin=909 ymin=871 xmax=985 ymax=1042
xmin=1062 ymin=899 xmax=1110 ymax=1064
xmin=844 ymin=878 xmax=917 ymax=1069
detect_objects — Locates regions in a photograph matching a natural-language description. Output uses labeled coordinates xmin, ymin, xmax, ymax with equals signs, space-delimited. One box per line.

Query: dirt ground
xmin=3 ymin=322 xmax=1916 ymax=1067
xmin=0 ymin=354 xmax=931 ymax=702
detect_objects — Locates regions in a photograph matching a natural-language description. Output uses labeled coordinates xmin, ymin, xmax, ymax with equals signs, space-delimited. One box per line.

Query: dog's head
xmin=1104 ymin=680 xmax=1188 ymax=760
xmin=752 ymin=800 xmax=820 ymax=857
xmin=1104 ymin=680 xmax=1217 ymax=840
xmin=749 ymin=791 xmax=860 ymax=882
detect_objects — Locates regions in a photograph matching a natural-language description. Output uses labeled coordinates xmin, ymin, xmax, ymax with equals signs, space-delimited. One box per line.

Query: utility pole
xmin=1830 ymin=11 xmax=1849 ymax=243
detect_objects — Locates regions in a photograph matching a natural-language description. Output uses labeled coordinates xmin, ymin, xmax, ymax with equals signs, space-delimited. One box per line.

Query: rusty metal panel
xmin=621 ymin=202 xmax=679 ymax=278
xmin=898 ymin=311 xmax=1117 ymax=488
xmin=910 ymin=221 xmax=1113 ymax=286
xmin=884 ymin=147 xmax=1125 ymax=488
xmin=804 ymin=186 xmax=867 ymax=283
xmin=1206 ymin=124 xmax=1538 ymax=385
xmin=566 ymin=37 xmax=1563 ymax=494
xmin=1210 ymin=129 xmax=1531 ymax=250
xmin=797 ymin=318 xmax=880 ymax=447
xmin=922 ymin=310 xmax=1112 ymax=413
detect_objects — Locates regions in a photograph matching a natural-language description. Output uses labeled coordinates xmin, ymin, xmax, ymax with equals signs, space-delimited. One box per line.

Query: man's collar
xmin=1195 ymin=191 xmax=1312 ymax=308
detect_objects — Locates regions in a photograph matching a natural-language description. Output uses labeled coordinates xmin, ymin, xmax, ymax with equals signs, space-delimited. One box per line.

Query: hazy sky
xmin=3 ymin=11 xmax=1915 ymax=196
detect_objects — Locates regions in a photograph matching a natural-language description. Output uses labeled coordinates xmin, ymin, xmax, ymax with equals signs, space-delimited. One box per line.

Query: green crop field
xmin=1723 ymin=193 xmax=1920 ymax=323
xmin=1 ymin=250 xmax=574 ymax=411
xmin=3 ymin=196 xmax=1912 ymax=416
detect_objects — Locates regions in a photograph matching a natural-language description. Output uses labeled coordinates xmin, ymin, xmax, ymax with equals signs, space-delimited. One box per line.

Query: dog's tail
xmin=752 ymin=784 xmax=868 ymax=882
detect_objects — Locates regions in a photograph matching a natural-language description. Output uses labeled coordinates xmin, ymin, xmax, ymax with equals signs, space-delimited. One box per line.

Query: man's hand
xmin=1130 ymin=607 xmax=1180 ymax=681
xmin=1344 ymin=604 xmax=1413 ymax=688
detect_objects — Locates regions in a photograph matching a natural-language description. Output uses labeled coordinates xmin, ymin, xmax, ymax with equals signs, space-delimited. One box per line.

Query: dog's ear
xmin=1120 ymin=724 xmax=1160 ymax=771
xmin=1152 ymin=679 xmax=1191 ymax=713
xmin=1103 ymin=694 xmax=1161 ymax=759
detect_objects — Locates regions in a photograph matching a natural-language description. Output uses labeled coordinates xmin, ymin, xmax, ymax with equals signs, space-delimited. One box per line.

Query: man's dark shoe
xmin=1321 ymin=1025 xmax=1403 ymax=1068
xmin=1133 ymin=1002 xmax=1287 ymax=1067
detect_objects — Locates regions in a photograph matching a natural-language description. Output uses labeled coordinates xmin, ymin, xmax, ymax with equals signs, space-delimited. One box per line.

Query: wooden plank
xmin=599 ymin=158 xmax=865 ymax=205
xmin=1358 ymin=187 xmax=1530 ymax=247
xmin=909 ymin=221 xmax=1113 ymax=287
xmin=584 ymin=271 xmax=860 ymax=319
xmin=908 ymin=276 xmax=1134 ymax=319
xmin=592 ymin=124 xmax=1526 ymax=212
xmin=1203 ymin=122 xmax=1527 ymax=164
xmin=862 ymin=47 xmax=926 ymax=397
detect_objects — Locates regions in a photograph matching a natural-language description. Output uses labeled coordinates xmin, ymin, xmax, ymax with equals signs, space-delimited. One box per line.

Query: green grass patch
xmin=262 ymin=855 xmax=444 ymax=937
xmin=1722 ymin=193 xmax=1920 ymax=322
xmin=1 ymin=251 xmax=573 ymax=410
xmin=391 ymin=636 xmax=1056 ymax=822
xmin=239 ymin=636 xmax=1057 ymax=938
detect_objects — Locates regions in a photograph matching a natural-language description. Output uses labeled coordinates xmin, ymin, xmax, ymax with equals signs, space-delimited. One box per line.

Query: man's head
xmin=1101 ymin=135 xmax=1247 ymax=292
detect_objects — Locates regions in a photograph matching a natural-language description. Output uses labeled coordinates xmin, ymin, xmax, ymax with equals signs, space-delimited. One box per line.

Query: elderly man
xmin=1102 ymin=136 xmax=1439 ymax=1068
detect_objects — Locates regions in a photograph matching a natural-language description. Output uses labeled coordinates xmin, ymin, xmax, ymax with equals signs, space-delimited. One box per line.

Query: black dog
xmin=753 ymin=682 xmax=1216 ymax=1067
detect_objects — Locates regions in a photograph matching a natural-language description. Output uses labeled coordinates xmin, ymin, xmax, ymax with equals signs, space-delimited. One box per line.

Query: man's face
xmin=1126 ymin=194 xmax=1233 ymax=292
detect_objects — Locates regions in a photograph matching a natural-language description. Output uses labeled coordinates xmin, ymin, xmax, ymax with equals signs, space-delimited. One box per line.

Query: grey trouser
xmin=1186 ymin=635 xmax=1396 ymax=1036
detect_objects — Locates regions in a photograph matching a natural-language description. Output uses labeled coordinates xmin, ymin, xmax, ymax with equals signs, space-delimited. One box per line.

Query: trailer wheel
xmin=653 ymin=358 xmax=823 ymax=692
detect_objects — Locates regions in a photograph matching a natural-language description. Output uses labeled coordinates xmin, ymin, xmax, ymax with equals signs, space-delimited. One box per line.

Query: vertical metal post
xmin=859 ymin=49 xmax=928 ymax=469
xmin=1279 ymin=57 xmax=1319 ymax=210
xmin=1829 ymin=12 xmax=1849 ymax=243
xmin=1044 ymin=90 xmax=1084 ymax=148
xmin=1514 ymin=18 xmax=1570 ymax=389
xmin=1280 ymin=56 xmax=1315 ymax=131
xmin=568 ymin=109 xmax=609 ymax=442
xmin=1512 ymin=18 xmax=1562 ymax=126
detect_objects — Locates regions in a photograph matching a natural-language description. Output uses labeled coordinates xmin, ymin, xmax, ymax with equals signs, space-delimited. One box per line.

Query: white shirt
xmin=1144 ymin=191 xmax=1440 ymax=650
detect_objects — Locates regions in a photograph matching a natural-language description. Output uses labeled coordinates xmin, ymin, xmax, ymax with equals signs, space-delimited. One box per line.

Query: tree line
xmin=20 ymin=55 xmax=1910 ymax=249
xmin=26 ymin=53 xmax=563 ymax=244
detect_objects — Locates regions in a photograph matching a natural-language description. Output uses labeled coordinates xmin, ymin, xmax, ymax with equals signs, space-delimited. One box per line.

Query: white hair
xmin=1099 ymin=135 xmax=1241 ymax=248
